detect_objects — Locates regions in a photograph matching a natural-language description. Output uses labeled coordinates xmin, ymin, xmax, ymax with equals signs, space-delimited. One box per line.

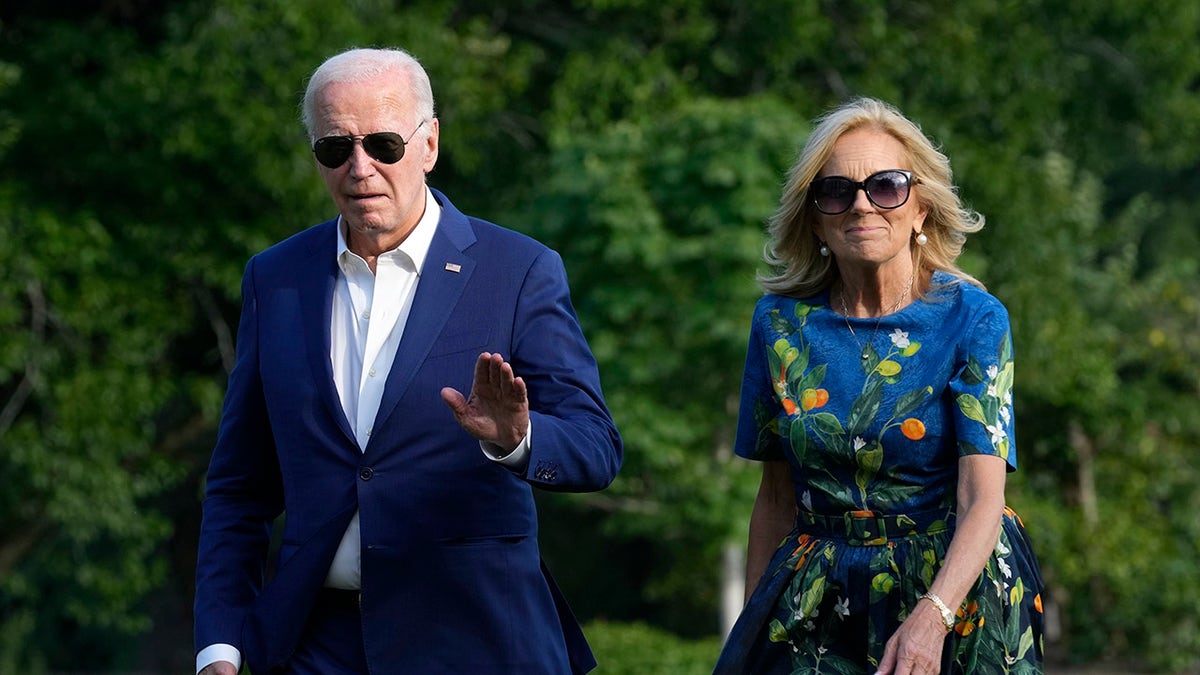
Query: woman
xmin=715 ymin=98 xmax=1044 ymax=675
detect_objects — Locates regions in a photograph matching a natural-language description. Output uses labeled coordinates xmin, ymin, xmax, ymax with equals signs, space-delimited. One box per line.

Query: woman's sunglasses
xmin=312 ymin=120 xmax=426 ymax=169
xmin=809 ymin=169 xmax=916 ymax=215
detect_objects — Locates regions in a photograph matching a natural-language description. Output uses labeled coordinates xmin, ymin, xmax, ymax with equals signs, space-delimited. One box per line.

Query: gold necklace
xmin=838 ymin=271 xmax=915 ymax=361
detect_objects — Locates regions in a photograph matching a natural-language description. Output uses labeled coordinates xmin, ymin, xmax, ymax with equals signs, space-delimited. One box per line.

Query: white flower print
xmin=999 ymin=406 xmax=1012 ymax=425
xmin=889 ymin=328 xmax=910 ymax=349
xmin=998 ymin=557 xmax=1013 ymax=579
xmin=801 ymin=490 xmax=813 ymax=511
xmin=853 ymin=436 xmax=866 ymax=452
xmin=834 ymin=596 xmax=850 ymax=619
xmin=986 ymin=423 xmax=1007 ymax=446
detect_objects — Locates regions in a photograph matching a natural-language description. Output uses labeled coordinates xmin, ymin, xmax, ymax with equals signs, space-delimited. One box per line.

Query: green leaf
xmin=892 ymin=386 xmax=933 ymax=418
xmin=847 ymin=379 xmax=884 ymax=437
xmin=769 ymin=310 xmax=794 ymax=336
xmin=798 ymin=574 xmax=827 ymax=617
xmin=789 ymin=416 xmax=808 ymax=466
xmin=768 ymin=619 xmax=790 ymax=643
xmin=796 ymin=362 xmax=827 ymax=393
xmin=957 ymin=393 xmax=987 ymax=424
xmin=961 ymin=355 xmax=986 ymax=386
xmin=854 ymin=443 xmax=883 ymax=495
xmin=874 ymin=359 xmax=901 ymax=377
xmin=810 ymin=412 xmax=845 ymax=436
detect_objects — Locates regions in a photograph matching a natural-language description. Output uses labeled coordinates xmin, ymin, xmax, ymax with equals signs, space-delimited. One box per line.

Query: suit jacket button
xmin=359 ymin=467 xmax=374 ymax=481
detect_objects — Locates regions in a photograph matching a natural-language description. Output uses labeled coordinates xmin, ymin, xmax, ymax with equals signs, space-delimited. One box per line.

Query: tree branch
xmin=0 ymin=280 xmax=46 ymax=441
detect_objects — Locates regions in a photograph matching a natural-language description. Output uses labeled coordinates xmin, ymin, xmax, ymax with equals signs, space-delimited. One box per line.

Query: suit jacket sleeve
xmin=193 ymin=256 xmax=285 ymax=654
xmin=511 ymin=247 xmax=622 ymax=493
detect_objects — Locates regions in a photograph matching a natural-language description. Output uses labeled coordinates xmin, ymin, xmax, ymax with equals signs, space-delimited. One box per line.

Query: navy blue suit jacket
xmin=194 ymin=189 xmax=622 ymax=674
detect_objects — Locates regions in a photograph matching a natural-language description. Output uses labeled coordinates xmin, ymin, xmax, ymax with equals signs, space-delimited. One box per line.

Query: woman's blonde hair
xmin=759 ymin=97 xmax=985 ymax=298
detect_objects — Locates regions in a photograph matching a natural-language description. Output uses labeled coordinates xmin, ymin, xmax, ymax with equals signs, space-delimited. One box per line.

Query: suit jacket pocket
xmin=436 ymin=533 xmax=528 ymax=548
xmin=425 ymin=328 xmax=490 ymax=359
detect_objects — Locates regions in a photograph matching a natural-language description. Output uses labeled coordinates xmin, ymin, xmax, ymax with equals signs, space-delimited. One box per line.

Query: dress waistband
xmin=795 ymin=508 xmax=955 ymax=546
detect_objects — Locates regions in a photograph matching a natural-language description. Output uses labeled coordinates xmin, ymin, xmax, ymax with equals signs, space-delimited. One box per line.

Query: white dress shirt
xmin=196 ymin=187 xmax=529 ymax=673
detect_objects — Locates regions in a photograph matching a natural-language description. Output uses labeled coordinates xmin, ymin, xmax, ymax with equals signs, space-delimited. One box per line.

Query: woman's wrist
xmin=919 ymin=592 xmax=956 ymax=632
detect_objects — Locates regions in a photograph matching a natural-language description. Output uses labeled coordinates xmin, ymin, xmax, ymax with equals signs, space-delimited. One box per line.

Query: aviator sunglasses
xmin=312 ymin=120 xmax=427 ymax=169
xmin=809 ymin=169 xmax=916 ymax=215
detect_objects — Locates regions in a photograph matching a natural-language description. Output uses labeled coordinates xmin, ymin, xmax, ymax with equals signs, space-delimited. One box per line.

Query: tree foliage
xmin=1 ymin=0 xmax=1198 ymax=671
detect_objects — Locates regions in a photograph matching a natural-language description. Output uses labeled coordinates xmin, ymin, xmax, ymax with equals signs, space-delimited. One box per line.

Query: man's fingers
xmin=440 ymin=387 xmax=467 ymax=415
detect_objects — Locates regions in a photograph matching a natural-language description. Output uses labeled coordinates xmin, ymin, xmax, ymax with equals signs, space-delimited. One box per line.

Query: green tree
xmin=1 ymin=0 xmax=1199 ymax=671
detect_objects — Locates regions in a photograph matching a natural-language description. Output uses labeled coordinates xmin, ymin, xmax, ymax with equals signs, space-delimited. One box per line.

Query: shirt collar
xmin=335 ymin=186 xmax=442 ymax=273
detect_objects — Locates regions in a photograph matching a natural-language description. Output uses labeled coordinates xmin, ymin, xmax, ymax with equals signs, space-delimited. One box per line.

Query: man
xmin=193 ymin=47 xmax=622 ymax=675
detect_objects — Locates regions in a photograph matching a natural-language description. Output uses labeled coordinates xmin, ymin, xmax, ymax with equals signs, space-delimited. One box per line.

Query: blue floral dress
xmin=715 ymin=273 xmax=1045 ymax=674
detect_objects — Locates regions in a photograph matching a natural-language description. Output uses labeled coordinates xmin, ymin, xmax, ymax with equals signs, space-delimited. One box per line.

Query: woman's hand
xmin=874 ymin=600 xmax=949 ymax=674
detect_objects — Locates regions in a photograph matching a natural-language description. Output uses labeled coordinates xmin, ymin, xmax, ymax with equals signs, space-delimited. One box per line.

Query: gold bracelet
xmin=919 ymin=592 xmax=955 ymax=631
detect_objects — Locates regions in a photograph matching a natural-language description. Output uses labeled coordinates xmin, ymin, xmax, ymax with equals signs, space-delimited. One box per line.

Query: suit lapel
xmin=368 ymin=190 xmax=477 ymax=447
xmin=299 ymin=220 xmax=358 ymax=447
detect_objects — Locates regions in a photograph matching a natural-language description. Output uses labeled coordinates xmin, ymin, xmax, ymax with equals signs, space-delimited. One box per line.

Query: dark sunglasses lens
xmin=865 ymin=172 xmax=910 ymax=208
xmin=313 ymin=137 xmax=354 ymax=168
xmin=361 ymin=132 xmax=406 ymax=164
xmin=813 ymin=178 xmax=855 ymax=214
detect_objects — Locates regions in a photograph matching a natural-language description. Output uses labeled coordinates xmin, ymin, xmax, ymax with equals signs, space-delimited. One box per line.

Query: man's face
xmin=312 ymin=73 xmax=439 ymax=255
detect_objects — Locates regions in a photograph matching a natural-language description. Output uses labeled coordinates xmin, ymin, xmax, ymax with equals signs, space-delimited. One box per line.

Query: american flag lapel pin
xmin=444 ymin=262 xmax=462 ymax=273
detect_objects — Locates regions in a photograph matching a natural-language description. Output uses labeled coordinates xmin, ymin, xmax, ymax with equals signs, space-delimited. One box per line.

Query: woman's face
xmin=813 ymin=128 xmax=926 ymax=274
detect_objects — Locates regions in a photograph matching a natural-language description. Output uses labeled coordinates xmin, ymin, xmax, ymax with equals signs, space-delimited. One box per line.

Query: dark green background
xmin=1 ymin=1 xmax=1197 ymax=672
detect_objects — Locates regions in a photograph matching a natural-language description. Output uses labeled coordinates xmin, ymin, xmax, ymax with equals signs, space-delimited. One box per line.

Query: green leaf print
xmin=797 ymin=362 xmax=827 ymax=393
xmin=767 ymin=618 xmax=790 ymax=643
xmin=892 ymin=385 xmax=933 ymax=418
xmin=810 ymin=412 xmax=844 ymax=436
xmin=767 ymin=341 xmax=783 ymax=384
xmin=957 ymin=393 xmax=987 ymax=424
xmin=858 ymin=344 xmax=880 ymax=374
xmin=1009 ymin=577 xmax=1025 ymax=607
xmin=769 ymin=310 xmax=795 ymax=337
xmin=874 ymin=359 xmax=902 ymax=377
xmin=1017 ymin=625 xmax=1035 ymax=660
xmin=870 ymin=572 xmax=895 ymax=598
xmin=789 ymin=414 xmax=808 ymax=465
xmin=855 ymin=443 xmax=883 ymax=495
xmin=996 ymin=360 xmax=1014 ymax=403
xmin=866 ymin=484 xmax=922 ymax=511
xmin=962 ymin=355 xmax=985 ymax=385
xmin=753 ymin=400 xmax=780 ymax=457
xmin=847 ymin=378 xmax=884 ymax=437
xmin=798 ymin=575 xmax=827 ymax=618
xmin=792 ymin=345 xmax=811 ymax=386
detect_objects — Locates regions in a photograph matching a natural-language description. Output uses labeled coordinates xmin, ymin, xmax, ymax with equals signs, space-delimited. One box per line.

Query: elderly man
xmin=193 ymin=47 xmax=622 ymax=675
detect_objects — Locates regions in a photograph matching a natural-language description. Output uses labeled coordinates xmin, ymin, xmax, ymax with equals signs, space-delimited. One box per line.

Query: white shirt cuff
xmin=481 ymin=421 xmax=531 ymax=469
xmin=196 ymin=643 xmax=240 ymax=674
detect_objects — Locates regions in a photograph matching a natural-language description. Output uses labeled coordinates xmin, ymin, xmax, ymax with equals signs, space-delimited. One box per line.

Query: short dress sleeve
xmin=734 ymin=299 xmax=786 ymax=462
xmin=949 ymin=294 xmax=1018 ymax=470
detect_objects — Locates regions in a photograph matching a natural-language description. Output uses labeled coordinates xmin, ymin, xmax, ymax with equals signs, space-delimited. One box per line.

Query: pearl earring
xmin=916 ymin=233 xmax=928 ymax=245
xmin=819 ymin=243 xmax=830 ymax=257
